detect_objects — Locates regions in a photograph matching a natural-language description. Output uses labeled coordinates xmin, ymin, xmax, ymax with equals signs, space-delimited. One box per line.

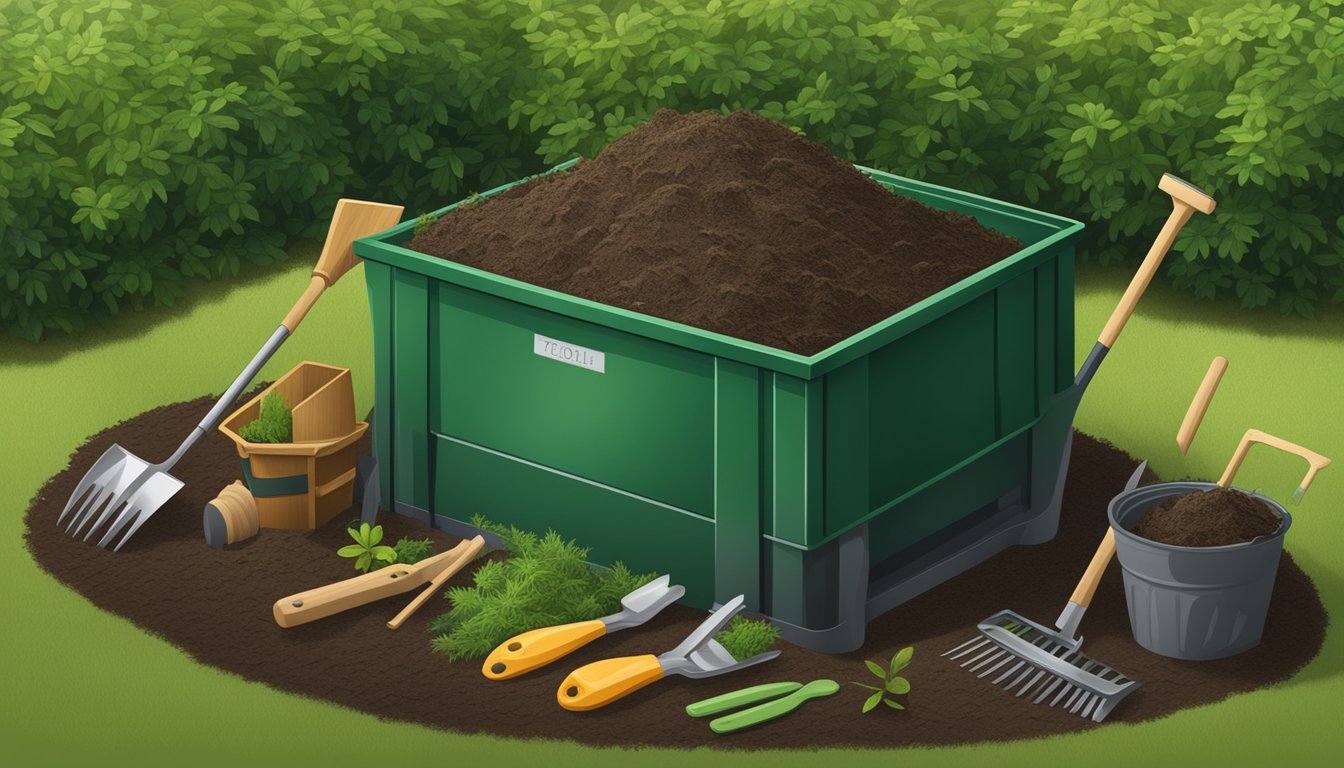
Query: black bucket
xmin=1108 ymin=481 xmax=1291 ymax=660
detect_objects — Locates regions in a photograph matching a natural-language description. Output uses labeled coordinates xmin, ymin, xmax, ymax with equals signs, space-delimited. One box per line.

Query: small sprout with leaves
xmin=338 ymin=523 xmax=397 ymax=573
xmin=853 ymin=646 xmax=913 ymax=713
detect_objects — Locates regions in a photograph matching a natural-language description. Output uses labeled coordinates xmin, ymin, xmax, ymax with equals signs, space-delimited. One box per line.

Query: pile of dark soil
xmin=25 ymin=395 xmax=1326 ymax=750
xmin=407 ymin=109 xmax=1023 ymax=355
xmin=1136 ymin=487 xmax=1283 ymax=547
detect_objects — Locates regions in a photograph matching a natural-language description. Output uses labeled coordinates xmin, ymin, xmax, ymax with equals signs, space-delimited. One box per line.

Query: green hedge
xmin=3 ymin=0 xmax=1341 ymax=341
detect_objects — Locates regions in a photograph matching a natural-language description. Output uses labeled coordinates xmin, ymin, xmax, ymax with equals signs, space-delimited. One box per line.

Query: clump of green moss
xmin=429 ymin=516 xmax=652 ymax=661
xmin=393 ymin=537 xmax=435 ymax=565
xmin=715 ymin=616 xmax=780 ymax=661
xmin=239 ymin=391 xmax=292 ymax=443
xmin=412 ymin=212 xmax=440 ymax=236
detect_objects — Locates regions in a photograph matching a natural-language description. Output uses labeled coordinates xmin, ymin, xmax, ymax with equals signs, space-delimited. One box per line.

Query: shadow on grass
xmin=0 ymin=240 xmax=320 ymax=368
xmin=1076 ymin=263 xmax=1344 ymax=342
xmin=1273 ymin=553 xmax=1341 ymax=690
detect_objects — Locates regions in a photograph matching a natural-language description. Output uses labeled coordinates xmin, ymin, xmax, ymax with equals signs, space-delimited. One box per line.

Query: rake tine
xmin=68 ymin=482 xmax=117 ymax=537
xmin=978 ymin=652 xmax=1017 ymax=679
xmin=992 ymin=659 xmax=1027 ymax=686
xmin=110 ymin=502 xmax=157 ymax=552
xmin=1071 ymin=692 xmax=1095 ymax=716
xmin=960 ymin=645 xmax=1000 ymax=669
xmin=57 ymin=482 xmax=94 ymax=528
xmin=967 ymin=649 xmax=1005 ymax=674
xmin=1061 ymin=684 xmax=1085 ymax=711
xmin=1015 ymin=667 xmax=1048 ymax=697
xmin=1038 ymin=676 xmax=1067 ymax=705
xmin=945 ymin=636 xmax=990 ymax=661
xmin=1083 ymin=695 xmax=1103 ymax=720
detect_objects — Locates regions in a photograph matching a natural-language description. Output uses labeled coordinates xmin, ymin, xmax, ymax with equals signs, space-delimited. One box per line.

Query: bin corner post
xmin=364 ymin=260 xmax=395 ymax=513
xmin=390 ymin=268 xmax=433 ymax=521
xmin=713 ymin=358 xmax=763 ymax=610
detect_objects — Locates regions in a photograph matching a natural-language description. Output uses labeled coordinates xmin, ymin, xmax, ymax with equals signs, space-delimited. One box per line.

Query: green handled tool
xmin=686 ymin=679 xmax=839 ymax=734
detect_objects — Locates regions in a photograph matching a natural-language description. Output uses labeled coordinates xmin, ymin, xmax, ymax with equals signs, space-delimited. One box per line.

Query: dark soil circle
xmin=24 ymin=395 xmax=1327 ymax=750
xmin=1135 ymin=487 xmax=1282 ymax=547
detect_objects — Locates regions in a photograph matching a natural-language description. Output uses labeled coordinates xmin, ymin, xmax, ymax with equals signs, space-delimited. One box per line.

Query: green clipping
xmin=686 ymin=682 xmax=802 ymax=718
xmin=709 ymin=680 xmax=840 ymax=734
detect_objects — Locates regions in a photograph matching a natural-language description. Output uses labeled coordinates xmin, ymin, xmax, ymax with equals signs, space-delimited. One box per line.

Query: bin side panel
xmin=713 ymin=358 xmax=762 ymax=609
xmin=867 ymin=294 xmax=996 ymax=508
xmin=1056 ymin=246 xmax=1076 ymax=391
xmin=769 ymin=374 xmax=823 ymax=545
xmin=433 ymin=435 xmax=716 ymax=607
xmin=364 ymin=261 xmax=395 ymax=510
xmin=996 ymin=270 xmax=1038 ymax=436
xmin=1036 ymin=260 xmax=1059 ymax=409
xmin=392 ymin=270 xmax=432 ymax=512
xmin=433 ymin=282 xmax=715 ymax=516
xmin=822 ymin=357 xmax=870 ymax=537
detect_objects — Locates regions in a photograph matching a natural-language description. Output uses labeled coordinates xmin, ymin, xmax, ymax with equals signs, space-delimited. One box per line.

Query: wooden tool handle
xmin=1068 ymin=528 xmax=1117 ymax=609
xmin=274 ymin=563 xmax=424 ymax=628
xmin=1218 ymin=428 xmax=1331 ymax=497
xmin=1097 ymin=174 xmax=1216 ymax=349
xmin=1177 ymin=356 xmax=1228 ymax=455
xmin=557 ymin=655 xmax=665 ymax=712
xmin=481 ymin=619 xmax=607 ymax=679
xmin=281 ymin=199 xmax=404 ymax=333
xmin=387 ymin=535 xmax=485 ymax=630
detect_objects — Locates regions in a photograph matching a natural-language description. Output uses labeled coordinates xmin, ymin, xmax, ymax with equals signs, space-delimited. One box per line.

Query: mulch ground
xmin=25 ymin=394 xmax=1327 ymax=750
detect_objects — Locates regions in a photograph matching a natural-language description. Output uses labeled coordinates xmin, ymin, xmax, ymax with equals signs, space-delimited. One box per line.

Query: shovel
xmin=557 ymin=594 xmax=778 ymax=711
xmin=56 ymin=199 xmax=405 ymax=551
xmin=483 ymin=574 xmax=685 ymax=679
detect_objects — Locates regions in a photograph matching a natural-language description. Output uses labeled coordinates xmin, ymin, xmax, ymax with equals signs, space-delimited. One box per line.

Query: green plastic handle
xmin=685 ymin=682 xmax=802 ymax=718
xmin=709 ymin=680 xmax=840 ymax=734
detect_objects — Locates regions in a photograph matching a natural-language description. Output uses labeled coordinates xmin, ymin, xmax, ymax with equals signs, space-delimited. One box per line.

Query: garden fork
xmin=57 ymin=199 xmax=404 ymax=550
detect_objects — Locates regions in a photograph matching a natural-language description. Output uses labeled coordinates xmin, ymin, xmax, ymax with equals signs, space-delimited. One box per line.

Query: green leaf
xmin=892 ymin=646 xmax=914 ymax=673
xmin=862 ymin=691 xmax=883 ymax=713
xmin=886 ymin=676 xmax=911 ymax=694
xmin=337 ymin=545 xmax=365 ymax=558
xmin=884 ymin=698 xmax=905 ymax=710
xmin=865 ymin=659 xmax=887 ymax=680
xmin=368 ymin=524 xmax=383 ymax=546
xmin=851 ymin=683 xmax=881 ymax=692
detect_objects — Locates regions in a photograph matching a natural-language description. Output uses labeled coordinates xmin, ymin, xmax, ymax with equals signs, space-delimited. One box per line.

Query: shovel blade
xmin=61 ymin=445 xmax=150 ymax=536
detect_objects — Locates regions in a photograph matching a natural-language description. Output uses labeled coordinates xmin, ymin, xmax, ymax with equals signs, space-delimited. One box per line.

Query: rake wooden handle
xmin=1068 ymin=529 xmax=1116 ymax=610
xmin=387 ymin=535 xmax=485 ymax=630
xmin=1177 ymin=356 xmax=1228 ymax=455
xmin=1218 ymin=428 xmax=1331 ymax=497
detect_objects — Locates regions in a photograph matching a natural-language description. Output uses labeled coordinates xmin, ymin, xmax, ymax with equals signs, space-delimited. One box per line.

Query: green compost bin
xmin=355 ymin=160 xmax=1084 ymax=653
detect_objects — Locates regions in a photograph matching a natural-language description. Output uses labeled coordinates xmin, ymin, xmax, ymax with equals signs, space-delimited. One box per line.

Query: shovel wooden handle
xmin=557 ymin=655 xmax=665 ymax=711
xmin=1218 ymin=429 xmax=1331 ymax=498
xmin=1177 ymin=356 xmax=1228 ymax=455
xmin=387 ymin=535 xmax=486 ymax=630
xmin=1097 ymin=174 xmax=1216 ymax=349
xmin=481 ymin=620 xmax=608 ymax=679
xmin=281 ymin=199 xmax=404 ymax=333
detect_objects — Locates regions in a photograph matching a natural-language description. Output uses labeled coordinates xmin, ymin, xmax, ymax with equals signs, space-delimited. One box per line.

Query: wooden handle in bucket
xmin=1218 ymin=428 xmax=1331 ymax=502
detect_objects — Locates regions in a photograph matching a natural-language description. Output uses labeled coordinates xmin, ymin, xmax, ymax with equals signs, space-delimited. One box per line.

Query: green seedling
xmin=338 ymin=523 xmax=397 ymax=573
xmin=853 ymin=646 xmax=913 ymax=713
xmin=393 ymin=536 xmax=435 ymax=565
xmin=412 ymin=212 xmax=439 ymax=236
xmin=429 ymin=515 xmax=652 ymax=661
xmin=238 ymin=391 xmax=292 ymax=443
xmin=714 ymin=616 xmax=780 ymax=661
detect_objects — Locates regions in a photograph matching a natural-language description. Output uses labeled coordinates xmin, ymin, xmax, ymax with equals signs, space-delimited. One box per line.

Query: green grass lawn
xmin=2 ymin=259 xmax=1340 ymax=767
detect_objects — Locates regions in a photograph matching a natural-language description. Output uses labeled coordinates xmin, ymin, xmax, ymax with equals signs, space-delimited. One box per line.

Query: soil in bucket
xmin=1134 ymin=487 xmax=1282 ymax=547
xmin=24 ymin=393 xmax=1328 ymax=750
xmin=407 ymin=108 xmax=1024 ymax=355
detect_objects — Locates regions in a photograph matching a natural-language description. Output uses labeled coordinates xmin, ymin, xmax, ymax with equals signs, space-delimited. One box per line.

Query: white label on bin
xmin=533 ymin=334 xmax=605 ymax=373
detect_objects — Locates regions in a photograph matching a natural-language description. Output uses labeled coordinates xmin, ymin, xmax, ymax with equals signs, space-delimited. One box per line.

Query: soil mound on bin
xmin=407 ymin=108 xmax=1024 ymax=355
xmin=1136 ymin=487 xmax=1282 ymax=547
xmin=26 ymin=395 xmax=1327 ymax=750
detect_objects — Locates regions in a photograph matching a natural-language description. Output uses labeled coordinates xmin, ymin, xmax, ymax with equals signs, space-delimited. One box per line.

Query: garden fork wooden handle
xmin=1218 ymin=428 xmax=1331 ymax=501
xmin=281 ymin=199 xmax=404 ymax=332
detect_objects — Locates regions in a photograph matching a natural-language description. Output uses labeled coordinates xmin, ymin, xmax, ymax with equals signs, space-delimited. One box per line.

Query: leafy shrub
xmin=853 ymin=646 xmax=914 ymax=713
xmin=3 ymin=0 xmax=1341 ymax=342
xmin=429 ymin=516 xmax=653 ymax=661
xmin=392 ymin=536 xmax=435 ymax=565
xmin=238 ymin=391 xmax=291 ymax=444
xmin=338 ymin=523 xmax=397 ymax=573
xmin=714 ymin=616 xmax=780 ymax=661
